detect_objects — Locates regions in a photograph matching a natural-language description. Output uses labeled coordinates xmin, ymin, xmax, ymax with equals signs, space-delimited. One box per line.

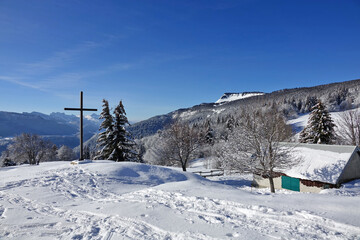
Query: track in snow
xmin=0 ymin=166 xmax=213 ymax=239
xmin=0 ymin=191 xmax=213 ymax=240
xmin=119 ymin=188 xmax=360 ymax=240
xmin=1 ymin=163 xmax=360 ymax=239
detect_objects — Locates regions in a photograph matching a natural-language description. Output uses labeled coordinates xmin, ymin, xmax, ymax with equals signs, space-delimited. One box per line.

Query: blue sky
xmin=0 ymin=0 xmax=359 ymax=122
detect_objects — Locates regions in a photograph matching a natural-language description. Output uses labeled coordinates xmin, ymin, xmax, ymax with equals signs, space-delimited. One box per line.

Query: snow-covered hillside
xmin=287 ymin=109 xmax=358 ymax=139
xmin=124 ymin=79 xmax=360 ymax=139
xmin=1 ymin=161 xmax=359 ymax=239
xmin=215 ymin=92 xmax=264 ymax=104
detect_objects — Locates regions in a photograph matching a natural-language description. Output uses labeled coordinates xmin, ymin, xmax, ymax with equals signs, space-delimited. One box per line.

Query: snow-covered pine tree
xmin=95 ymin=99 xmax=115 ymax=160
xmin=299 ymin=100 xmax=336 ymax=144
xmin=108 ymin=101 xmax=138 ymax=162
xmin=226 ymin=115 xmax=235 ymax=131
xmin=83 ymin=145 xmax=91 ymax=160
xmin=0 ymin=150 xmax=16 ymax=167
xmin=204 ymin=120 xmax=214 ymax=145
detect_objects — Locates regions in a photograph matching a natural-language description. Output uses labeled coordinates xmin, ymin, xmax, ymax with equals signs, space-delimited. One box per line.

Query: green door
xmin=281 ymin=176 xmax=300 ymax=191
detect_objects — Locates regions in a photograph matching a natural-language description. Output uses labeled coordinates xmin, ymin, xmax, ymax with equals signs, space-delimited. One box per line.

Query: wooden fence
xmin=192 ymin=169 xmax=224 ymax=178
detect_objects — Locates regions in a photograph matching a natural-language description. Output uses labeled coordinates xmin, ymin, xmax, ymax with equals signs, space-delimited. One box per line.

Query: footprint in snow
xmin=226 ymin=232 xmax=240 ymax=237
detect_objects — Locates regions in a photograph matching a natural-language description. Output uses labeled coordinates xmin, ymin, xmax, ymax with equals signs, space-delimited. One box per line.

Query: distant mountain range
xmin=0 ymin=111 xmax=101 ymax=152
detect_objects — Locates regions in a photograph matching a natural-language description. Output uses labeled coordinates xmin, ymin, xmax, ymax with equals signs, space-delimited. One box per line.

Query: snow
xmin=212 ymin=108 xmax=225 ymax=114
xmin=175 ymin=110 xmax=197 ymax=120
xmin=287 ymin=108 xmax=360 ymax=135
xmin=1 ymin=161 xmax=360 ymax=239
xmin=215 ymin=93 xmax=264 ymax=104
xmin=287 ymin=113 xmax=310 ymax=129
xmin=284 ymin=144 xmax=355 ymax=184
xmin=84 ymin=115 xmax=99 ymax=122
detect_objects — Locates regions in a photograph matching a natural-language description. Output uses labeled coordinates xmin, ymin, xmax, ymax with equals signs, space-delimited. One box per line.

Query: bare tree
xmin=336 ymin=110 xmax=360 ymax=146
xmin=141 ymin=132 xmax=167 ymax=165
xmin=7 ymin=133 xmax=54 ymax=165
xmin=43 ymin=144 xmax=58 ymax=162
xmin=57 ymin=145 xmax=76 ymax=161
xmin=219 ymin=109 xmax=297 ymax=193
xmin=159 ymin=121 xmax=203 ymax=171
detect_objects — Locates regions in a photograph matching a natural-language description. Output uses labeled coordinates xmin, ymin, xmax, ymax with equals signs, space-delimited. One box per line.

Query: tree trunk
xmin=181 ymin=159 xmax=187 ymax=172
xmin=269 ymin=177 xmax=275 ymax=193
xmin=182 ymin=164 xmax=187 ymax=172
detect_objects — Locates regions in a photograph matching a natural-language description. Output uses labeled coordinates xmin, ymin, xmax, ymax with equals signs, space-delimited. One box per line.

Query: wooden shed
xmin=252 ymin=143 xmax=360 ymax=193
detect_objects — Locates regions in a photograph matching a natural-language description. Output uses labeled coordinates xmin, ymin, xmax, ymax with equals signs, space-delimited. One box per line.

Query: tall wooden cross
xmin=64 ymin=91 xmax=97 ymax=160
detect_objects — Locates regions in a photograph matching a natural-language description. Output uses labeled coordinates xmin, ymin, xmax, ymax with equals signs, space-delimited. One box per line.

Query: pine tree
xmin=226 ymin=115 xmax=235 ymax=131
xmin=83 ymin=145 xmax=91 ymax=160
xmin=95 ymin=99 xmax=114 ymax=160
xmin=0 ymin=150 xmax=16 ymax=167
xmin=108 ymin=101 xmax=138 ymax=162
xmin=300 ymin=100 xmax=336 ymax=144
xmin=204 ymin=120 xmax=214 ymax=145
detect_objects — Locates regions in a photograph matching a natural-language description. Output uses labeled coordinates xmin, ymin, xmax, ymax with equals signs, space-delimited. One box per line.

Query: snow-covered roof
xmin=283 ymin=143 xmax=357 ymax=184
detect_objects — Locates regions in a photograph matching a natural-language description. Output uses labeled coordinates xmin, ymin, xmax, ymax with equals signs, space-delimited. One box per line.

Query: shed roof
xmin=282 ymin=143 xmax=357 ymax=184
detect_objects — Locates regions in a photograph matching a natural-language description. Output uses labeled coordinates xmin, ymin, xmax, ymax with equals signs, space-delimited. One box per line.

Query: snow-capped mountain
xmin=215 ymin=92 xmax=265 ymax=104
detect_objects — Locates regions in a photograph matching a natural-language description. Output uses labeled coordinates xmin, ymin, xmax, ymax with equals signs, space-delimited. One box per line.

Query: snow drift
xmin=0 ymin=161 xmax=360 ymax=239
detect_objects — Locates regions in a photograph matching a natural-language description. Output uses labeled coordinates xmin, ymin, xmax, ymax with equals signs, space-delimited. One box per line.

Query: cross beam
xmin=65 ymin=91 xmax=97 ymax=160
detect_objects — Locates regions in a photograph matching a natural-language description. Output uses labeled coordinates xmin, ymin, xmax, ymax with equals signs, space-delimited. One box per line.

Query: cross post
xmin=64 ymin=91 xmax=97 ymax=160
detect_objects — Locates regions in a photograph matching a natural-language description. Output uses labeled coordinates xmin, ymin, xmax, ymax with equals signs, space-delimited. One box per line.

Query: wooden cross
xmin=64 ymin=91 xmax=97 ymax=160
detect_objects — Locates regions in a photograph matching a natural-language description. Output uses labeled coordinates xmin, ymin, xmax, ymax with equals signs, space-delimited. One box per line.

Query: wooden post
xmin=80 ymin=91 xmax=83 ymax=160
xmin=64 ymin=91 xmax=97 ymax=160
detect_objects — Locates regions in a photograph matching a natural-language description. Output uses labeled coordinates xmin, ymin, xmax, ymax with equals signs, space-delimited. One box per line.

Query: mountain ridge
xmin=0 ymin=111 xmax=101 ymax=153
xmin=128 ymin=78 xmax=360 ymax=138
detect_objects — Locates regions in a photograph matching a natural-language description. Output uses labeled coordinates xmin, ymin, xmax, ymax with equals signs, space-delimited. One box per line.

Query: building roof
xmin=282 ymin=143 xmax=357 ymax=184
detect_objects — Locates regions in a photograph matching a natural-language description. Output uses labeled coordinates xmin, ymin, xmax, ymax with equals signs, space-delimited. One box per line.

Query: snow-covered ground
xmin=1 ymin=161 xmax=360 ymax=239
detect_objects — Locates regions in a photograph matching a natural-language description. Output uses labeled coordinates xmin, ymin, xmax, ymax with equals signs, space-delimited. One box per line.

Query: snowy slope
xmin=1 ymin=161 xmax=360 ymax=239
xmin=287 ymin=108 xmax=360 ymax=139
xmin=215 ymin=92 xmax=264 ymax=104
